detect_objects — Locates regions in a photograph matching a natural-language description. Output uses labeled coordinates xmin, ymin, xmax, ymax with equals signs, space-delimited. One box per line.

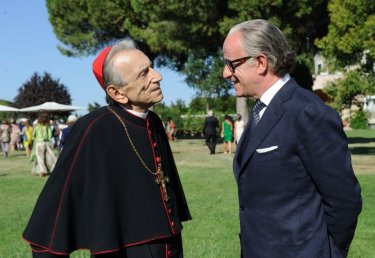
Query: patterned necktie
xmin=250 ymin=100 xmax=266 ymax=129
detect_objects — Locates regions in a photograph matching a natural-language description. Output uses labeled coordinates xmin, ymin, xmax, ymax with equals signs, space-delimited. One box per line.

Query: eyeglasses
xmin=225 ymin=56 xmax=253 ymax=73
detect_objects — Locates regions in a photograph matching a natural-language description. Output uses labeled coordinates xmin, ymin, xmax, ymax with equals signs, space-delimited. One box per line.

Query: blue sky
xmin=0 ymin=0 xmax=195 ymax=114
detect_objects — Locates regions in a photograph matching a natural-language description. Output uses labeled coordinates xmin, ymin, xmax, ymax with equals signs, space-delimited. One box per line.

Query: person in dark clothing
xmin=23 ymin=38 xmax=191 ymax=258
xmin=59 ymin=115 xmax=77 ymax=150
xmin=203 ymin=110 xmax=219 ymax=154
xmin=223 ymin=19 xmax=361 ymax=258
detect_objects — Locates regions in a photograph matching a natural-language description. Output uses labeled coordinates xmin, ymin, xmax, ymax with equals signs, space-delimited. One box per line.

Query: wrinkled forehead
xmin=223 ymin=31 xmax=245 ymax=57
xmin=112 ymin=49 xmax=151 ymax=78
xmin=113 ymin=49 xmax=150 ymax=66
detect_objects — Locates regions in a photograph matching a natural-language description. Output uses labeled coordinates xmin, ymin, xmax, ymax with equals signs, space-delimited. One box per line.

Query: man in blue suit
xmin=222 ymin=19 xmax=362 ymax=258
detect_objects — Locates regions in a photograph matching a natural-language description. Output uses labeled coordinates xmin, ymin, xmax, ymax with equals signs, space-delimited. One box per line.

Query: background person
xmin=50 ymin=120 xmax=60 ymax=149
xmin=31 ymin=112 xmax=57 ymax=177
xmin=22 ymin=119 xmax=33 ymax=158
xmin=59 ymin=114 xmax=77 ymax=149
xmin=234 ymin=114 xmax=245 ymax=147
xmin=23 ymin=38 xmax=191 ymax=257
xmin=0 ymin=119 xmax=11 ymax=158
xmin=223 ymin=19 xmax=362 ymax=258
xmin=221 ymin=114 xmax=233 ymax=154
xmin=203 ymin=110 xmax=219 ymax=154
xmin=9 ymin=119 xmax=20 ymax=152
xmin=165 ymin=116 xmax=176 ymax=141
xmin=18 ymin=120 xmax=25 ymax=150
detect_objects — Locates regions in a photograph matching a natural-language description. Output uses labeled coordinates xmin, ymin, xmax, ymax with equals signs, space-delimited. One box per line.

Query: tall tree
xmin=316 ymin=0 xmax=375 ymax=71
xmin=14 ymin=72 xmax=71 ymax=108
xmin=14 ymin=72 xmax=72 ymax=119
xmin=47 ymin=0 xmax=328 ymax=62
xmin=47 ymin=0 xmax=330 ymax=118
xmin=47 ymin=0 xmax=227 ymax=68
xmin=220 ymin=0 xmax=329 ymax=55
xmin=182 ymin=52 xmax=233 ymax=110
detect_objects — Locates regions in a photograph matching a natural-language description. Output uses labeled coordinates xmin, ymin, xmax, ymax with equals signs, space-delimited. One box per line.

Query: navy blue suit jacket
xmin=234 ymin=78 xmax=362 ymax=258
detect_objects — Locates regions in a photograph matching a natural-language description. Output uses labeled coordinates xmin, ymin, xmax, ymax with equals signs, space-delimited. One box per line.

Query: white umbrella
xmin=20 ymin=102 xmax=86 ymax=112
xmin=0 ymin=104 xmax=20 ymax=112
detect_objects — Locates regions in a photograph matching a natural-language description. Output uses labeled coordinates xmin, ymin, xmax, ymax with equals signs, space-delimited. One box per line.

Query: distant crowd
xmin=0 ymin=112 xmax=78 ymax=176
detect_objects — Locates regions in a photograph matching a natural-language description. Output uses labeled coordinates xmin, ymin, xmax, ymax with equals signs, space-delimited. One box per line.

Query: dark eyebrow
xmin=136 ymin=62 xmax=151 ymax=78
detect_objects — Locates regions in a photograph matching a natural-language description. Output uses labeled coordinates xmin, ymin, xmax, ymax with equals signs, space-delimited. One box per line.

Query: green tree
xmin=324 ymin=70 xmax=375 ymax=111
xmin=221 ymin=0 xmax=329 ymax=55
xmin=316 ymin=0 xmax=375 ymax=70
xmin=47 ymin=0 xmax=329 ymax=61
xmin=182 ymin=53 xmax=233 ymax=110
xmin=47 ymin=0 xmax=227 ymax=68
xmin=47 ymin=0 xmax=329 ymax=72
xmin=88 ymin=102 xmax=102 ymax=112
xmin=154 ymin=99 xmax=188 ymax=130
xmin=186 ymin=95 xmax=237 ymax=116
xmin=47 ymin=0 xmax=330 ymax=119
xmin=188 ymin=97 xmax=207 ymax=113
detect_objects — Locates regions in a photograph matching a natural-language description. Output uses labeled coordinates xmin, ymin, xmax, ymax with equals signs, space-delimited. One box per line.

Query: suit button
xmin=240 ymin=205 xmax=245 ymax=211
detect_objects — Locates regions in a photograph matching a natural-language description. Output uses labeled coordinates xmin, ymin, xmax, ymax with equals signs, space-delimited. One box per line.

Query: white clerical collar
xmin=260 ymin=73 xmax=290 ymax=106
xmin=122 ymin=106 xmax=149 ymax=119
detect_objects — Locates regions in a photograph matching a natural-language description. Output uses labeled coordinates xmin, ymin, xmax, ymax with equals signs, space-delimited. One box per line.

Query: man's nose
xmin=222 ymin=65 xmax=232 ymax=79
xmin=150 ymin=68 xmax=162 ymax=82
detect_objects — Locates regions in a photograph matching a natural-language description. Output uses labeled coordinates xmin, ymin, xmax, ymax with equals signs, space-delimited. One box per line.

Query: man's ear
xmin=256 ymin=55 xmax=268 ymax=75
xmin=106 ymin=85 xmax=129 ymax=104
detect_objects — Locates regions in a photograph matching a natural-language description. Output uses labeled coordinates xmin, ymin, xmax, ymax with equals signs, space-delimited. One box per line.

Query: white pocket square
xmin=256 ymin=146 xmax=278 ymax=153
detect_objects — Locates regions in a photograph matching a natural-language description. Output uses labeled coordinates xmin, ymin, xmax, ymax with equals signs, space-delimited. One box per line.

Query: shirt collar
xmin=260 ymin=73 xmax=290 ymax=106
xmin=121 ymin=106 xmax=149 ymax=119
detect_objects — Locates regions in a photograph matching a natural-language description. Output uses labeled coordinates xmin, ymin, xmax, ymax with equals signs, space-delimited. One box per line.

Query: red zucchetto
xmin=92 ymin=46 xmax=112 ymax=90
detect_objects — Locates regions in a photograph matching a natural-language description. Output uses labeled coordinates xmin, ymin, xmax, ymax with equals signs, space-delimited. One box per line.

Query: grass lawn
xmin=0 ymin=129 xmax=374 ymax=257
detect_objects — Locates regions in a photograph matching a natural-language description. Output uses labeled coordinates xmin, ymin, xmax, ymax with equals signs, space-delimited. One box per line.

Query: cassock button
xmin=167 ymin=250 xmax=171 ymax=256
xmin=168 ymin=208 xmax=172 ymax=214
xmin=171 ymin=221 xmax=175 ymax=227
xmin=153 ymin=142 xmax=157 ymax=148
xmin=156 ymin=157 xmax=161 ymax=163
xmin=148 ymin=130 xmax=152 ymax=135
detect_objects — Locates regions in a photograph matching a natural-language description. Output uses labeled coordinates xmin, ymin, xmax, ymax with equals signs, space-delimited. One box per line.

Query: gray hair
xmin=102 ymin=38 xmax=137 ymax=89
xmin=229 ymin=19 xmax=295 ymax=77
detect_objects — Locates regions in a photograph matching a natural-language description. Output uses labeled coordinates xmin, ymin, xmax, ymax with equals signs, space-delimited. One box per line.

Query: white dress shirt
xmin=259 ymin=74 xmax=290 ymax=118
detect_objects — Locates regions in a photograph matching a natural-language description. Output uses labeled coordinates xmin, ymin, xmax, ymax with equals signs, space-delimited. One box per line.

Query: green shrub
xmin=350 ymin=110 xmax=369 ymax=129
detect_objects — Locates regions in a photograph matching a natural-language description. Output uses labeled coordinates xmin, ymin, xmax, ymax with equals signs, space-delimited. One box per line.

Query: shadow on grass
xmin=0 ymin=173 xmax=9 ymax=177
xmin=349 ymin=147 xmax=375 ymax=155
xmin=348 ymin=137 xmax=375 ymax=144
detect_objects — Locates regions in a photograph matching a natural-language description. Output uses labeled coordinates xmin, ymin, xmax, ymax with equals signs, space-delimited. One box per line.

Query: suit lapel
xmin=233 ymin=120 xmax=251 ymax=179
xmin=235 ymin=79 xmax=299 ymax=179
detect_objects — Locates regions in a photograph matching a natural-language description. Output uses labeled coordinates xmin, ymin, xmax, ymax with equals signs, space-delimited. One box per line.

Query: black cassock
xmin=23 ymin=103 xmax=191 ymax=256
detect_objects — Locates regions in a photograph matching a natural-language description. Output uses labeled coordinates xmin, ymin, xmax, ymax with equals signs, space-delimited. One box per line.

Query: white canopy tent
xmin=0 ymin=104 xmax=20 ymax=112
xmin=19 ymin=102 xmax=86 ymax=112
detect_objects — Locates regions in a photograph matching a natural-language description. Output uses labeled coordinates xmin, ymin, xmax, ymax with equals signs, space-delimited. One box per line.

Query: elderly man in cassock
xmin=23 ymin=38 xmax=191 ymax=258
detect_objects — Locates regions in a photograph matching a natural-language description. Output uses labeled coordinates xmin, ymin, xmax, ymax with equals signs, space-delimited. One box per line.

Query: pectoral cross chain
xmin=155 ymin=171 xmax=170 ymax=202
